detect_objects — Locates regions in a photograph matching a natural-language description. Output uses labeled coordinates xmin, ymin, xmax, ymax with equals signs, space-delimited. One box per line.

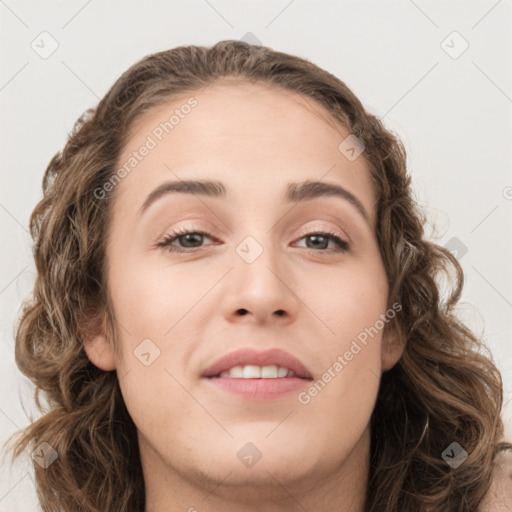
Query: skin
xmin=479 ymin=449 xmax=512 ymax=511
xmin=84 ymin=81 xmax=405 ymax=512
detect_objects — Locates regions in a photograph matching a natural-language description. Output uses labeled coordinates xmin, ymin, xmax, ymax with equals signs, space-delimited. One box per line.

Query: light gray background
xmin=1 ymin=1 xmax=511 ymax=510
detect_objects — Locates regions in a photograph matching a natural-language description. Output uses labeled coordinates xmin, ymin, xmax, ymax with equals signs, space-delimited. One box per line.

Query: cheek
xmin=107 ymin=256 xmax=211 ymax=427
xmin=309 ymin=259 xmax=388 ymax=348
xmin=108 ymin=257 xmax=201 ymax=442
xmin=108 ymin=254 xmax=210 ymax=343
xmin=299 ymin=261 xmax=387 ymax=413
xmin=116 ymin=361 xmax=205 ymax=464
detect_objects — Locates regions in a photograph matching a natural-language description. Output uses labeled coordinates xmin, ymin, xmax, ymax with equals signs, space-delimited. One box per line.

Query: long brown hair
xmin=6 ymin=40 xmax=509 ymax=511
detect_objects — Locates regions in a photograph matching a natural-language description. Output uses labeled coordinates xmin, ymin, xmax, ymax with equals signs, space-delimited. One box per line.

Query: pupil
xmin=181 ymin=233 xmax=202 ymax=247
xmin=308 ymin=235 xmax=327 ymax=249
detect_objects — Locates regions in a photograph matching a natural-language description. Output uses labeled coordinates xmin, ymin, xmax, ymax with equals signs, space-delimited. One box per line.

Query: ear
xmin=82 ymin=309 xmax=116 ymax=371
xmin=381 ymin=320 xmax=406 ymax=372
xmin=84 ymin=334 xmax=116 ymax=371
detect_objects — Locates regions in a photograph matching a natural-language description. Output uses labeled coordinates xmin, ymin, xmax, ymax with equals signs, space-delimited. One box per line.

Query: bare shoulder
xmin=479 ymin=448 xmax=512 ymax=512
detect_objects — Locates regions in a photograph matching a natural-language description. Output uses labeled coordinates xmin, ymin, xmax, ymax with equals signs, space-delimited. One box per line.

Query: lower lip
xmin=204 ymin=377 xmax=311 ymax=401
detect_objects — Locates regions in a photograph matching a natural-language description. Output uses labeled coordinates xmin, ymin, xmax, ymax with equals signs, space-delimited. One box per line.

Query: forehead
xmin=126 ymin=80 xmax=347 ymax=144
xmin=112 ymin=81 xmax=375 ymax=224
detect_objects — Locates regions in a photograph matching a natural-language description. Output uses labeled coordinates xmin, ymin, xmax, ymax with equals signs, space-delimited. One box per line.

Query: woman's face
xmin=86 ymin=82 xmax=404 ymax=494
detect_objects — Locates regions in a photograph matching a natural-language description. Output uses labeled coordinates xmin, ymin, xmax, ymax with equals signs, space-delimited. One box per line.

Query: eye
xmin=294 ymin=230 xmax=349 ymax=253
xmin=156 ymin=228 xmax=216 ymax=253
xmin=156 ymin=227 xmax=350 ymax=254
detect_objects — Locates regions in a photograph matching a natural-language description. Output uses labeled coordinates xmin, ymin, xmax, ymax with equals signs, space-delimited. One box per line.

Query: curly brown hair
xmin=5 ymin=40 xmax=510 ymax=512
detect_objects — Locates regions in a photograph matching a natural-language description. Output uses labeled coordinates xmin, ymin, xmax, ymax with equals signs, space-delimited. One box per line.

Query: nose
xmin=221 ymin=238 xmax=300 ymax=326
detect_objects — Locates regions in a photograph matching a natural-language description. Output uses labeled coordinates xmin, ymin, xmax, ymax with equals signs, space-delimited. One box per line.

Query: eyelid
xmin=293 ymin=223 xmax=349 ymax=242
xmin=157 ymin=222 xmax=349 ymax=244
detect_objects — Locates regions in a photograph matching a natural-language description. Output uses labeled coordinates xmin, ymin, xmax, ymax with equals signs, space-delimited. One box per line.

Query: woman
xmin=7 ymin=40 xmax=511 ymax=511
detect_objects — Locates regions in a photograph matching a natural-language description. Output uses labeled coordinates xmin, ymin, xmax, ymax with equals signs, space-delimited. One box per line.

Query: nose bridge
xmin=224 ymin=227 xmax=298 ymax=322
xmin=231 ymin=206 xmax=278 ymax=268
xmin=234 ymin=231 xmax=283 ymax=293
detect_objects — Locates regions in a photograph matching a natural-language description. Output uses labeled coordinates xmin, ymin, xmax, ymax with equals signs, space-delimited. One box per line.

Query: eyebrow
xmin=138 ymin=179 xmax=371 ymax=225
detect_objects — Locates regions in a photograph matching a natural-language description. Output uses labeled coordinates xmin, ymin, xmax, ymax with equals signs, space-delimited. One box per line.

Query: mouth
xmin=201 ymin=348 xmax=313 ymax=401
xmin=214 ymin=364 xmax=301 ymax=379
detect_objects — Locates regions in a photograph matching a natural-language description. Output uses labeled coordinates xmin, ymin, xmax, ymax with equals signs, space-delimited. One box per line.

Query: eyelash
xmin=156 ymin=227 xmax=350 ymax=254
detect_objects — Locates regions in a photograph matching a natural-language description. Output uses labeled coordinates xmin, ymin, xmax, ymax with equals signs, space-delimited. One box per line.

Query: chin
xmin=186 ymin=431 xmax=323 ymax=483
xmin=189 ymin=452 xmax=314 ymax=490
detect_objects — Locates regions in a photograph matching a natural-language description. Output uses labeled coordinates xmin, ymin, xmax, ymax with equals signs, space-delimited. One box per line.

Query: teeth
xmin=277 ymin=366 xmax=289 ymax=377
xmin=217 ymin=365 xmax=294 ymax=378
xmin=262 ymin=365 xmax=278 ymax=378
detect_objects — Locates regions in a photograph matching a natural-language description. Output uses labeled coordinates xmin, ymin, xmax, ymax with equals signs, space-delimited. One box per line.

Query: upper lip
xmin=201 ymin=348 xmax=313 ymax=379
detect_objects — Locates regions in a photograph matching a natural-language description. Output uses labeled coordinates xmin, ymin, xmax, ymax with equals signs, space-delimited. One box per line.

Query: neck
xmin=142 ymin=428 xmax=370 ymax=512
